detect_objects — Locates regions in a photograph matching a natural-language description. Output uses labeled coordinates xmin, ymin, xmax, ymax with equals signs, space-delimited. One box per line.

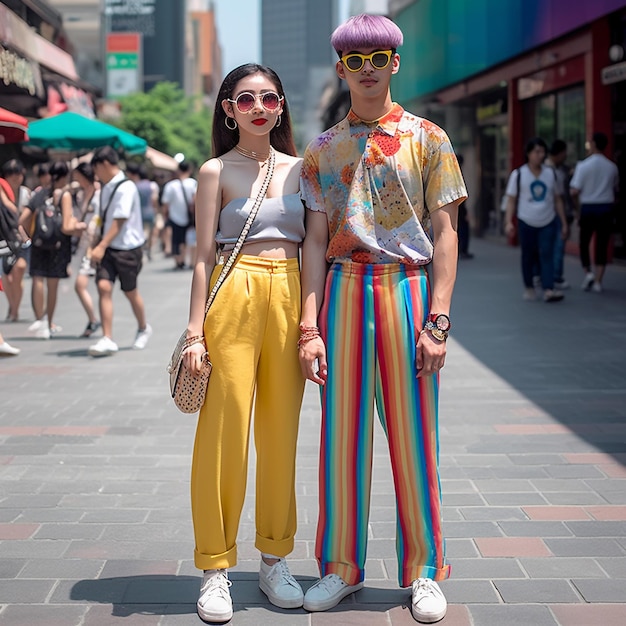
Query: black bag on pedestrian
xmin=31 ymin=192 xmax=64 ymax=251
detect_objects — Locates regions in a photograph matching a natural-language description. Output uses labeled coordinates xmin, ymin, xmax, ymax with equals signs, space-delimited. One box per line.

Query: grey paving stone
xmin=445 ymin=539 xmax=480 ymax=558
xmin=0 ymin=579 xmax=55 ymax=603
xmin=508 ymin=454 xmax=568 ymax=466
xmin=498 ymin=521 xmax=573 ymax=537
xmin=482 ymin=492 xmax=548 ymax=506
xmin=472 ymin=479 xmax=536 ymax=493
xmin=448 ymin=557 xmax=525 ymax=579
xmin=565 ymin=521 xmax=626 ymax=538
xmin=469 ymin=604 xmax=559 ymax=625
xmin=459 ymin=507 xmax=527 ymax=521
xmin=0 ymin=559 xmax=26 ymax=579
xmin=520 ymin=557 xmax=607 ymax=579
xmin=442 ymin=521 xmax=501 ymax=538
xmin=0 ymin=605 xmax=87 ymax=626
xmin=542 ymin=491 xmax=607 ymax=505
xmin=596 ymin=557 xmax=626 ymax=578
xmin=571 ymin=578 xmax=626 ymax=602
xmin=19 ymin=559 xmax=104 ymax=580
xmin=493 ymin=579 xmax=581 ymax=603
xmin=544 ymin=538 xmax=626 ymax=557
xmin=438 ymin=579 xmax=501 ymax=604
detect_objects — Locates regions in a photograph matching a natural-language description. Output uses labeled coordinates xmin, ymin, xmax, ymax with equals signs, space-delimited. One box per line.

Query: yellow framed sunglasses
xmin=340 ymin=50 xmax=393 ymax=72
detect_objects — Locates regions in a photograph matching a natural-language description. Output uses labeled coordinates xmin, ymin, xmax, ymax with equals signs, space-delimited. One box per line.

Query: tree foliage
xmin=106 ymin=82 xmax=212 ymax=166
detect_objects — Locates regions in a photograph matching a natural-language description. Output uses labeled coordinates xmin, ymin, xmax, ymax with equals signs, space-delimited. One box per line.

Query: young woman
xmin=181 ymin=64 xmax=305 ymax=623
xmin=71 ymin=162 xmax=101 ymax=337
xmin=504 ymin=137 xmax=569 ymax=302
xmin=19 ymin=161 xmax=87 ymax=339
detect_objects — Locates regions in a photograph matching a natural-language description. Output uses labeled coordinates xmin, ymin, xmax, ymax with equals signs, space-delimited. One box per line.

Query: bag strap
xmin=179 ymin=179 xmax=191 ymax=211
xmin=99 ymin=178 xmax=130 ymax=235
xmin=202 ymin=147 xmax=275 ymax=318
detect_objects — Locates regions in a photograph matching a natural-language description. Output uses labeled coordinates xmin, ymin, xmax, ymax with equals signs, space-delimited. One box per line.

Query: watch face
xmin=435 ymin=315 xmax=451 ymax=331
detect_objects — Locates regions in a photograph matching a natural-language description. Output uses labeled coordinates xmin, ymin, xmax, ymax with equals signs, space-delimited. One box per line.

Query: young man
xmin=298 ymin=14 xmax=466 ymax=624
xmin=88 ymin=146 xmax=152 ymax=357
xmin=569 ymin=132 xmax=619 ymax=293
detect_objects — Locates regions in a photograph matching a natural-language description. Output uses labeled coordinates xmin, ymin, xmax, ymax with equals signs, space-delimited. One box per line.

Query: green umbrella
xmin=25 ymin=112 xmax=147 ymax=155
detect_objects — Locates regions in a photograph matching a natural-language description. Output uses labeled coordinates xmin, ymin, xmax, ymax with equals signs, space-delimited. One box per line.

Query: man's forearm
xmin=429 ymin=228 xmax=458 ymax=316
xmin=300 ymin=238 xmax=327 ymax=326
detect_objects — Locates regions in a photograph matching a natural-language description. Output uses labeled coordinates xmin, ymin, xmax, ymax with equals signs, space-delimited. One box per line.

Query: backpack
xmin=31 ymin=191 xmax=64 ymax=251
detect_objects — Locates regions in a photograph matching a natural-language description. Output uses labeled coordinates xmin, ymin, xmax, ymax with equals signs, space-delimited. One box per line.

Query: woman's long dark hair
xmin=212 ymin=64 xmax=297 ymax=158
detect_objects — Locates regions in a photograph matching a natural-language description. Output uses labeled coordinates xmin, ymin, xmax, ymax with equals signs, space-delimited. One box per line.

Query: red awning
xmin=0 ymin=106 xmax=29 ymax=144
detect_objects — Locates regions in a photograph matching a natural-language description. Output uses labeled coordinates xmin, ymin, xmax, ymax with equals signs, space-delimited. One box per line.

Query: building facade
xmin=261 ymin=0 xmax=339 ymax=149
xmin=387 ymin=0 xmax=626 ymax=250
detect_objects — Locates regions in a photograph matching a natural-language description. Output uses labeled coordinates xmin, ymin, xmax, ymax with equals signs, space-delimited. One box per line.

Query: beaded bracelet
xmin=297 ymin=324 xmax=321 ymax=350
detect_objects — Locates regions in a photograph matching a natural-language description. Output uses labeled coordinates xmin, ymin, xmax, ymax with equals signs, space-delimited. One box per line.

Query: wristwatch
xmin=423 ymin=313 xmax=451 ymax=341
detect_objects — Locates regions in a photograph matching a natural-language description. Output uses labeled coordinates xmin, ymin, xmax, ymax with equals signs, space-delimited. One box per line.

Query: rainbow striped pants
xmin=316 ymin=261 xmax=450 ymax=587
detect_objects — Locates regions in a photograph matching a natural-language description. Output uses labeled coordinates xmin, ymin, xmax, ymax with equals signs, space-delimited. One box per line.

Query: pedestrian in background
xmin=161 ymin=161 xmax=197 ymax=270
xmin=19 ymin=161 xmax=83 ymax=339
xmin=298 ymin=14 xmax=466 ymax=623
xmin=545 ymin=139 xmax=574 ymax=290
xmin=456 ymin=154 xmax=473 ymax=259
xmin=1 ymin=159 xmax=31 ymax=322
xmin=71 ymin=162 xmax=101 ymax=338
xmin=570 ymin=131 xmax=620 ymax=293
xmin=87 ymin=146 xmax=152 ymax=357
xmin=182 ymin=63 xmax=305 ymax=623
xmin=504 ymin=137 xmax=568 ymax=302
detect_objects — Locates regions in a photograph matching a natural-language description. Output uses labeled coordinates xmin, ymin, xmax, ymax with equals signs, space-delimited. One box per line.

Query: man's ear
xmin=391 ymin=53 xmax=400 ymax=75
xmin=336 ymin=59 xmax=346 ymax=80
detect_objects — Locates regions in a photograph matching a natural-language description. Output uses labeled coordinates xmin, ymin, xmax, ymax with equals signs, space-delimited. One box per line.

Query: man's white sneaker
xmin=303 ymin=574 xmax=363 ymax=612
xmin=0 ymin=341 xmax=20 ymax=357
xmin=28 ymin=317 xmax=47 ymax=332
xmin=88 ymin=336 xmax=119 ymax=357
xmin=259 ymin=558 xmax=303 ymax=609
xmin=411 ymin=578 xmax=447 ymax=623
xmin=35 ymin=326 xmax=51 ymax=339
xmin=197 ymin=569 xmax=233 ymax=623
xmin=133 ymin=324 xmax=152 ymax=350
xmin=581 ymin=272 xmax=595 ymax=291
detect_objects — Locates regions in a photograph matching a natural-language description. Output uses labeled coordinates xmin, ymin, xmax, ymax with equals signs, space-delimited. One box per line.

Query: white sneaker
xmin=197 ymin=569 xmax=233 ymax=623
xmin=581 ymin=272 xmax=595 ymax=291
xmin=28 ymin=317 xmax=47 ymax=332
xmin=303 ymin=574 xmax=363 ymax=612
xmin=0 ymin=341 xmax=20 ymax=357
xmin=35 ymin=326 xmax=51 ymax=340
xmin=591 ymin=282 xmax=603 ymax=293
xmin=132 ymin=324 xmax=152 ymax=350
xmin=554 ymin=280 xmax=570 ymax=290
xmin=523 ymin=288 xmax=536 ymax=301
xmin=259 ymin=558 xmax=303 ymax=609
xmin=88 ymin=336 xmax=119 ymax=357
xmin=411 ymin=578 xmax=447 ymax=623
xmin=532 ymin=275 xmax=541 ymax=288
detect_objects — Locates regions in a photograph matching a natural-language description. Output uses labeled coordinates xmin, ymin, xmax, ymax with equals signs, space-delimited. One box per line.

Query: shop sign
xmin=106 ymin=33 xmax=142 ymax=97
xmin=105 ymin=0 xmax=157 ymax=37
xmin=476 ymin=100 xmax=505 ymax=123
xmin=0 ymin=44 xmax=44 ymax=97
xmin=601 ymin=62 xmax=626 ymax=86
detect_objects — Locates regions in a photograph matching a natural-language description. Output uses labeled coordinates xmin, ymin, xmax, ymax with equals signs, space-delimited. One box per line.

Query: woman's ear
xmin=221 ymin=99 xmax=233 ymax=117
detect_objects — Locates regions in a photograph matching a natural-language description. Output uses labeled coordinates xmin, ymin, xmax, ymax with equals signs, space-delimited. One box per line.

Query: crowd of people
xmin=0 ymin=150 xmax=200 ymax=358
xmin=504 ymin=132 xmax=620 ymax=302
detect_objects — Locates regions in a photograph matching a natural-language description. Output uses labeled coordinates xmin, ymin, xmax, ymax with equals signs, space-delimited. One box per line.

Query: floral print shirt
xmin=300 ymin=103 xmax=467 ymax=264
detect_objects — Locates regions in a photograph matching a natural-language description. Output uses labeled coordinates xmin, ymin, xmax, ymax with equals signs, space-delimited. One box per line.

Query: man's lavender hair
xmin=330 ymin=14 xmax=403 ymax=57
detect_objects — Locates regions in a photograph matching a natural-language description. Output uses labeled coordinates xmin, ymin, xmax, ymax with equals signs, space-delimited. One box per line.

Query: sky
xmin=212 ymin=0 xmax=350 ymax=74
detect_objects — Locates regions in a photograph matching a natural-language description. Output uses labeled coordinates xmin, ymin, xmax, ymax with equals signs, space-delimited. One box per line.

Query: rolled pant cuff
xmin=194 ymin=545 xmax=237 ymax=571
xmin=255 ymin=534 xmax=294 ymax=558
xmin=320 ymin=561 xmax=365 ymax=586
xmin=401 ymin=563 xmax=451 ymax=588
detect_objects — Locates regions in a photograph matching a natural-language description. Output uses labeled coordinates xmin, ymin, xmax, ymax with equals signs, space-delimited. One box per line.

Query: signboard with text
xmin=106 ymin=32 xmax=142 ymax=98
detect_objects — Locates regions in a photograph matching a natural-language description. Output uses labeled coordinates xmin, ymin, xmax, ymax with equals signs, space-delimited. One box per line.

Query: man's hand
xmin=299 ymin=336 xmax=327 ymax=385
xmin=90 ymin=244 xmax=105 ymax=265
xmin=416 ymin=330 xmax=447 ymax=378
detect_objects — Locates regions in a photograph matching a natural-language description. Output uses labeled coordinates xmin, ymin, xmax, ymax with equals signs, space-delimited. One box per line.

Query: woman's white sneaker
xmin=411 ymin=578 xmax=447 ymax=623
xmin=303 ymin=573 xmax=363 ymax=611
xmin=197 ymin=569 xmax=232 ymax=623
xmin=258 ymin=557 xmax=303 ymax=608
xmin=88 ymin=336 xmax=119 ymax=357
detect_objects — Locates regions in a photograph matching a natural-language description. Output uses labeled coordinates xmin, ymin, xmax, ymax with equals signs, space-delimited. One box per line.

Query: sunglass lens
xmin=236 ymin=93 xmax=255 ymax=112
xmin=345 ymin=55 xmax=363 ymax=71
xmin=372 ymin=52 xmax=390 ymax=68
xmin=262 ymin=93 xmax=280 ymax=110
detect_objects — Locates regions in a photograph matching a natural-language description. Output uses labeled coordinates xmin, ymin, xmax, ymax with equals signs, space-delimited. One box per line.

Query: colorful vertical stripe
xmin=316 ymin=261 xmax=450 ymax=587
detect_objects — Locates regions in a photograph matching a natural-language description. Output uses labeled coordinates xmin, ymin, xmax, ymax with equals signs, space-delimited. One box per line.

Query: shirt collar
xmin=347 ymin=102 xmax=404 ymax=136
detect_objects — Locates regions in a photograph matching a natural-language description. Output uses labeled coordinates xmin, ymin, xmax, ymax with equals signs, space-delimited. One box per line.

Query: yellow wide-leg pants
xmin=191 ymin=255 xmax=305 ymax=570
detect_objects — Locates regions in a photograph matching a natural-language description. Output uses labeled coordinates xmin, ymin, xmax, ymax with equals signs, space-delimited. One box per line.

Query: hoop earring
xmin=275 ymin=115 xmax=282 ymax=128
xmin=225 ymin=117 xmax=237 ymax=130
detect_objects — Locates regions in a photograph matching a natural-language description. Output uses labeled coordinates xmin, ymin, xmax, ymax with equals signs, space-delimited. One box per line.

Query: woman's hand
xmin=182 ymin=341 xmax=208 ymax=376
xmin=299 ymin=336 xmax=327 ymax=385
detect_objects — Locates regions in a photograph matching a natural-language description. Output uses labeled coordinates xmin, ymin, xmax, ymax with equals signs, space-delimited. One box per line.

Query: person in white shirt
xmin=88 ymin=146 xmax=152 ymax=357
xmin=570 ymin=132 xmax=620 ymax=293
xmin=161 ymin=161 xmax=197 ymax=270
xmin=504 ymin=137 xmax=568 ymax=302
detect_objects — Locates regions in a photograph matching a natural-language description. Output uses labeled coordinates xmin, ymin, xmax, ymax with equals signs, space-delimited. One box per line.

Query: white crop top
xmin=215 ymin=193 xmax=305 ymax=251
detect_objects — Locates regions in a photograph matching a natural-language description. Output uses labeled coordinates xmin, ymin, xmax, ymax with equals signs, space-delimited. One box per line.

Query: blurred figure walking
xmin=570 ymin=132 xmax=620 ymax=293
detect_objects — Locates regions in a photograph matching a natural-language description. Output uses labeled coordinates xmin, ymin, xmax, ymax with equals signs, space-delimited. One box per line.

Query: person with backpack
xmin=19 ymin=161 xmax=88 ymax=339
xmin=503 ymin=137 xmax=569 ymax=302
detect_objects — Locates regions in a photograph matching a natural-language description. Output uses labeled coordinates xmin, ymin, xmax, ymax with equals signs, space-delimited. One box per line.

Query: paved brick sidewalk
xmin=0 ymin=240 xmax=625 ymax=625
